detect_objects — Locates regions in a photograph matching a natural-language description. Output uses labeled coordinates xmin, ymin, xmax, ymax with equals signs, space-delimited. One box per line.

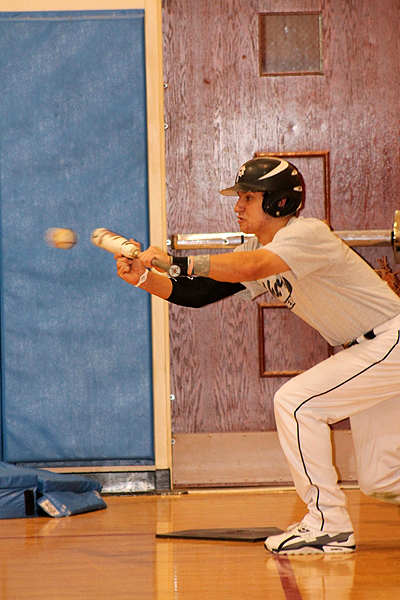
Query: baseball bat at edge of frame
xmin=90 ymin=228 xmax=171 ymax=272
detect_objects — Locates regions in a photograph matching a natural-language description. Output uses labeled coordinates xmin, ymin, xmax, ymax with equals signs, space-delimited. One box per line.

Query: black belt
xmin=343 ymin=329 xmax=376 ymax=349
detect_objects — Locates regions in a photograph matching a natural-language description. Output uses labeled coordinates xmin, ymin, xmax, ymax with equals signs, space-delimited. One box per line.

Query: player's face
xmin=234 ymin=191 xmax=270 ymax=237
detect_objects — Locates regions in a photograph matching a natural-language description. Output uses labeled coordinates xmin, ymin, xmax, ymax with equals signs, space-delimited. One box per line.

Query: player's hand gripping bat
xmin=91 ymin=228 xmax=171 ymax=272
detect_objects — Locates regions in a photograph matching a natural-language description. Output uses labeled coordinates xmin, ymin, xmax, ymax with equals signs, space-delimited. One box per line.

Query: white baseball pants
xmin=274 ymin=313 xmax=400 ymax=532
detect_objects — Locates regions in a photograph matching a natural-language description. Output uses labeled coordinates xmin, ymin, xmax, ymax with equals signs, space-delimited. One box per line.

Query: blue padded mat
xmin=0 ymin=463 xmax=38 ymax=518
xmin=0 ymin=463 xmax=106 ymax=518
xmin=38 ymin=490 xmax=106 ymax=517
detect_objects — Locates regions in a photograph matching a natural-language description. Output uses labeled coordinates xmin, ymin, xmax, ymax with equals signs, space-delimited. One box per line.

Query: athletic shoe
xmin=264 ymin=522 xmax=356 ymax=555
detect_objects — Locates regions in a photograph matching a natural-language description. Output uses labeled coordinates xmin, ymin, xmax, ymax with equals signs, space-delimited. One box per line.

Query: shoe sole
xmin=265 ymin=544 xmax=356 ymax=555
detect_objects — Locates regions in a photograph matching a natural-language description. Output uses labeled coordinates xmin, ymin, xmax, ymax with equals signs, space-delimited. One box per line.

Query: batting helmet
xmin=220 ymin=157 xmax=304 ymax=218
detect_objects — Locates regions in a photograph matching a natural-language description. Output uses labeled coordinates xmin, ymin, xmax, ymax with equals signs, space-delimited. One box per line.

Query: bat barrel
xmin=91 ymin=228 xmax=140 ymax=259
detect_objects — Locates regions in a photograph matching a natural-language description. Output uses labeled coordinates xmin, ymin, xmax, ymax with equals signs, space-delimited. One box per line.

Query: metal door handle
xmin=169 ymin=210 xmax=400 ymax=263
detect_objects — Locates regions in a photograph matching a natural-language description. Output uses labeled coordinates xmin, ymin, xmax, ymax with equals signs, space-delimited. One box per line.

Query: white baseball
xmin=45 ymin=228 xmax=78 ymax=249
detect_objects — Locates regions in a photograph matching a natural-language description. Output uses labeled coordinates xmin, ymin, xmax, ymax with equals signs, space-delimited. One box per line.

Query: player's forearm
xmin=205 ymin=250 xmax=289 ymax=282
xmin=207 ymin=252 xmax=261 ymax=282
xmin=138 ymin=270 xmax=173 ymax=299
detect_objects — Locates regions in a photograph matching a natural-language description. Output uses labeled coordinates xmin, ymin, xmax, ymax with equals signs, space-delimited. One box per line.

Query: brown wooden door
xmin=162 ymin=0 xmax=400 ymax=487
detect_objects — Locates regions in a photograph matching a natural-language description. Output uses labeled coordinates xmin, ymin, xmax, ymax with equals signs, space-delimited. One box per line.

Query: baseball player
xmin=115 ymin=157 xmax=400 ymax=555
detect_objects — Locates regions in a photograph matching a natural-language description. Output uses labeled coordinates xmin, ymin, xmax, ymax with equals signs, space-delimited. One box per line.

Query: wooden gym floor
xmin=0 ymin=487 xmax=399 ymax=599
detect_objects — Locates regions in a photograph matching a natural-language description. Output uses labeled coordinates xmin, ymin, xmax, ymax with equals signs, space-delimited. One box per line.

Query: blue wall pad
xmin=0 ymin=463 xmax=106 ymax=518
xmin=0 ymin=10 xmax=154 ymax=464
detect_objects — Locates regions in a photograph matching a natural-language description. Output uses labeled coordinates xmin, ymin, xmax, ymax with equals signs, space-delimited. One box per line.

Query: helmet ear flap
xmin=263 ymin=191 xmax=288 ymax=217
xmin=263 ymin=191 xmax=300 ymax=217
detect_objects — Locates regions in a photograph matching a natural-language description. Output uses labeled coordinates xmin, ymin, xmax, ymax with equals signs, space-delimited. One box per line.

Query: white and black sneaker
xmin=264 ymin=522 xmax=356 ymax=555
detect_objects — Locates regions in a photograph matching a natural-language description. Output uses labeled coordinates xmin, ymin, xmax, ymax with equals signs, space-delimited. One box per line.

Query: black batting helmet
xmin=220 ymin=157 xmax=304 ymax=218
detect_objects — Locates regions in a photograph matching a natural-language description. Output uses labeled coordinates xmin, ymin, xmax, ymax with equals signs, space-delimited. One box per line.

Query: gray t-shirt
xmin=234 ymin=216 xmax=400 ymax=346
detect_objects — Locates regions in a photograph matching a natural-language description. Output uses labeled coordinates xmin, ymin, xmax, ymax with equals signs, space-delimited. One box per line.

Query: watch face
xmin=169 ymin=265 xmax=182 ymax=277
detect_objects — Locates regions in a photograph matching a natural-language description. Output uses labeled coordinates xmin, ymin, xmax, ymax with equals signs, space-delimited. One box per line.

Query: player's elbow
xmin=246 ymin=264 xmax=264 ymax=281
xmin=239 ymin=260 xmax=267 ymax=282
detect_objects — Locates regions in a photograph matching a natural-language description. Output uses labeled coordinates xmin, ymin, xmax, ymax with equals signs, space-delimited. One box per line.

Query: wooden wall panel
xmin=259 ymin=304 xmax=331 ymax=377
xmin=162 ymin=0 xmax=400 ymax=436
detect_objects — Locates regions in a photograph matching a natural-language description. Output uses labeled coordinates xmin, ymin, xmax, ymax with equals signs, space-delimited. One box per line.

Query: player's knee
xmin=358 ymin=470 xmax=391 ymax=497
xmin=357 ymin=472 xmax=376 ymax=497
xmin=358 ymin=471 xmax=400 ymax=503
xmin=274 ymin=381 xmax=296 ymax=415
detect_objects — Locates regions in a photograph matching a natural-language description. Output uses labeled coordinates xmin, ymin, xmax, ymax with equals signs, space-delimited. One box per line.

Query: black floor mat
xmin=156 ymin=527 xmax=283 ymax=542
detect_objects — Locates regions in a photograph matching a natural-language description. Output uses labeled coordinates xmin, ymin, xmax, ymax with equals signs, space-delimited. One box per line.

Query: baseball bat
xmin=91 ymin=228 xmax=171 ymax=272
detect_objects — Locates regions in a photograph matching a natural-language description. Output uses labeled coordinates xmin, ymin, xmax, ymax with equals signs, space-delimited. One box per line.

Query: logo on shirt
xmin=267 ymin=276 xmax=295 ymax=309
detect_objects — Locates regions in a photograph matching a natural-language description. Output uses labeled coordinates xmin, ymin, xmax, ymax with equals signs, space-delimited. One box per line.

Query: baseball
xmin=45 ymin=228 xmax=78 ymax=249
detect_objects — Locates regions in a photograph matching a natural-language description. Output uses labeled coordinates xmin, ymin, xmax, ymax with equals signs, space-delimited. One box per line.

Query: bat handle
xmin=151 ymin=258 xmax=173 ymax=273
xmin=127 ymin=248 xmax=172 ymax=274
xmin=128 ymin=246 xmax=171 ymax=273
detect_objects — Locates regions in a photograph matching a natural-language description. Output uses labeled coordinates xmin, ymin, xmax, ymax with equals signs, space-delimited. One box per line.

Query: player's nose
xmin=234 ymin=198 xmax=244 ymax=213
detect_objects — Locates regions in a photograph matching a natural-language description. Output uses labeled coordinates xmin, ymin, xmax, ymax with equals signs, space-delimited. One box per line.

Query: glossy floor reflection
xmin=0 ymin=488 xmax=399 ymax=599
